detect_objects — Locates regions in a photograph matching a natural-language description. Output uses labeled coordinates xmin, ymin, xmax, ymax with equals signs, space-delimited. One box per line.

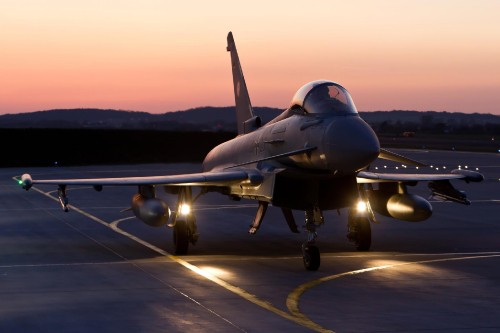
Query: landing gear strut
xmin=347 ymin=211 xmax=371 ymax=251
xmin=347 ymin=185 xmax=375 ymax=251
xmin=169 ymin=187 xmax=199 ymax=255
xmin=302 ymin=206 xmax=323 ymax=271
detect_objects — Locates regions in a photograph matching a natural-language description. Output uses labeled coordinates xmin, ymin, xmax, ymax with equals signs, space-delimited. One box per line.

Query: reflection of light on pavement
xmin=365 ymin=259 xmax=451 ymax=285
xmin=199 ymin=266 xmax=234 ymax=279
xmin=287 ymin=253 xmax=500 ymax=333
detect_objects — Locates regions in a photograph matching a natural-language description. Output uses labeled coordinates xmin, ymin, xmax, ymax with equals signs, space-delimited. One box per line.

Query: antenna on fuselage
xmin=227 ymin=32 xmax=257 ymax=134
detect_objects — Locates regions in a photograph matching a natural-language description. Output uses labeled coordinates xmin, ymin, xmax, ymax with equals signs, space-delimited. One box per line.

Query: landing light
xmin=179 ymin=203 xmax=191 ymax=216
xmin=357 ymin=200 xmax=367 ymax=213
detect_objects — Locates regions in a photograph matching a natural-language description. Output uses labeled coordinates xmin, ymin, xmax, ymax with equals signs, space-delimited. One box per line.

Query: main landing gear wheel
xmin=302 ymin=244 xmax=320 ymax=271
xmin=173 ymin=220 xmax=189 ymax=255
xmin=347 ymin=215 xmax=371 ymax=251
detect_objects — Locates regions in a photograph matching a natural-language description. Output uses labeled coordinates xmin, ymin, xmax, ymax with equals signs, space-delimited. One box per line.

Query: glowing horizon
xmin=1 ymin=1 xmax=499 ymax=115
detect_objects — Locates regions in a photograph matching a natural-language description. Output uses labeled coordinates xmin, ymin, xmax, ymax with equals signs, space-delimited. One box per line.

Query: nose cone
xmin=324 ymin=117 xmax=380 ymax=173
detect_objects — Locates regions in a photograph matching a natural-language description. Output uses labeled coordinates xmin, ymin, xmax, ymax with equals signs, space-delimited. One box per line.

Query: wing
xmin=356 ymin=169 xmax=484 ymax=183
xmin=20 ymin=169 xmax=263 ymax=189
xmin=357 ymin=169 xmax=484 ymax=205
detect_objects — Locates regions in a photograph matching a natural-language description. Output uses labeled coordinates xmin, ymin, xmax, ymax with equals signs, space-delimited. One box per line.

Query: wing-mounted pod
xmin=428 ymin=169 xmax=483 ymax=205
xmin=367 ymin=182 xmax=432 ymax=222
xmin=131 ymin=185 xmax=170 ymax=227
xmin=428 ymin=180 xmax=469 ymax=205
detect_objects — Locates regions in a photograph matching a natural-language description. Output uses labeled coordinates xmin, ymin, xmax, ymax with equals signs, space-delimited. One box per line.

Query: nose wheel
xmin=302 ymin=243 xmax=320 ymax=271
xmin=301 ymin=207 xmax=324 ymax=271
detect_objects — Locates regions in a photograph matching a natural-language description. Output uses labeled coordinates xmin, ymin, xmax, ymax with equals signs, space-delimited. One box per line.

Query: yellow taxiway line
xmin=21 ymin=182 xmax=333 ymax=333
xmin=17 ymin=179 xmax=500 ymax=333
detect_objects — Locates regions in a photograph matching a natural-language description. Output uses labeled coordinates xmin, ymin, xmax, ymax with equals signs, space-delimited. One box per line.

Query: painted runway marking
xmin=286 ymin=253 xmax=500 ymax=333
xmin=16 ymin=178 xmax=500 ymax=333
xmin=18 ymin=183 xmax=248 ymax=333
xmin=23 ymin=183 xmax=328 ymax=332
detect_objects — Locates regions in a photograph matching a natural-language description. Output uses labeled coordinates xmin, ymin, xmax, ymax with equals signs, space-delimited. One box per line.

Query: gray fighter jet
xmin=19 ymin=32 xmax=483 ymax=271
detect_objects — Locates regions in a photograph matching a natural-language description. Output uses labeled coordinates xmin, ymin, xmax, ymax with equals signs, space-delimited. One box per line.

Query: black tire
xmin=302 ymin=244 xmax=320 ymax=271
xmin=173 ymin=220 xmax=189 ymax=255
xmin=354 ymin=217 xmax=371 ymax=251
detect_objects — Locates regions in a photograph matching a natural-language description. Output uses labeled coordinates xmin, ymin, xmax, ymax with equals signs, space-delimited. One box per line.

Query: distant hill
xmin=0 ymin=107 xmax=499 ymax=134
xmin=360 ymin=110 xmax=500 ymax=125
xmin=0 ymin=107 xmax=283 ymax=131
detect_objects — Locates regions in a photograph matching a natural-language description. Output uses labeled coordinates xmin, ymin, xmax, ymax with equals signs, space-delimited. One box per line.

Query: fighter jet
xmin=19 ymin=32 xmax=483 ymax=271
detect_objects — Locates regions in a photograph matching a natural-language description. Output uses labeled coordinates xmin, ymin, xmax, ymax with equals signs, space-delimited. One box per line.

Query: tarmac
xmin=1 ymin=149 xmax=499 ymax=332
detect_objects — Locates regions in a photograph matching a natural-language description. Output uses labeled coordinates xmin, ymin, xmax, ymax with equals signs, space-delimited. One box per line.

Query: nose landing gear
xmin=302 ymin=206 xmax=324 ymax=271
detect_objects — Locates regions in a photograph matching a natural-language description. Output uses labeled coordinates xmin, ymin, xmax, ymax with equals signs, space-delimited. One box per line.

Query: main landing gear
xmin=346 ymin=183 xmax=375 ymax=251
xmin=346 ymin=210 xmax=371 ymax=251
xmin=169 ymin=187 xmax=199 ymax=255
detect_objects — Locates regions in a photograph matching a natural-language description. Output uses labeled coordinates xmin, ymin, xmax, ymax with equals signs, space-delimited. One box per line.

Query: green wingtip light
xmin=17 ymin=180 xmax=23 ymax=185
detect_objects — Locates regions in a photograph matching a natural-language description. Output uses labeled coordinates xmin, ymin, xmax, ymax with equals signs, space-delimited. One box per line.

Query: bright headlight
xmin=179 ymin=203 xmax=191 ymax=216
xmin=356 ymin=200 xmax=367 ymax=212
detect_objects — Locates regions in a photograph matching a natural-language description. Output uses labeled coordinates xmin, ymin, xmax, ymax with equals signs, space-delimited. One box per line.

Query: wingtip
xmin=21 ymin=173 xmax=33 ymax=190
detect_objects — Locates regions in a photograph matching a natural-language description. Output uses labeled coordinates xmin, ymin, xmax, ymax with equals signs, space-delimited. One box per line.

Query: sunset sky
xmin=1 ymin=1 xmax=499 ymax=115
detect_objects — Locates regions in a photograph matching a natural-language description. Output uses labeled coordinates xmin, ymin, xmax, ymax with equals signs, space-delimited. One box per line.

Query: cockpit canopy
xmin=290 ymin=80 xmax=358 ymax=115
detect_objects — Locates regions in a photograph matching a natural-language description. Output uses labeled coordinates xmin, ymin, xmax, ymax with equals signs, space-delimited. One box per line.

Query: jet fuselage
xmin=202 ymin=112 xmax=380 ymax=176
xmin=202 ymin=111 xmax=380 ymax=211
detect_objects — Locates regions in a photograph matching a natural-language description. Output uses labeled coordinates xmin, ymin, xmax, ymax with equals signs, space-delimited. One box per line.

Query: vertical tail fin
xmin=227 ymin=32 xmax=256 ymax=134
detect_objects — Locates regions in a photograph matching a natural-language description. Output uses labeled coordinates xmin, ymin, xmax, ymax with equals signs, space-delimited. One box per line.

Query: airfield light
xmin=395 ymin=167 xmax=399 ymax=170
xmin=476 ymin=168 xmax=479 ymax=171
xmin=465 ymin=165 xmax=468 ymax=169
xmin=416 ymin=167 xmax=419 ymax=170
xmin=179 ymin=203 xmax=191 ymax=216
xmin=443 ymin=166 xmax=446 ymax=169
xmin=356 ymin=200 xmax=367 ymax=213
